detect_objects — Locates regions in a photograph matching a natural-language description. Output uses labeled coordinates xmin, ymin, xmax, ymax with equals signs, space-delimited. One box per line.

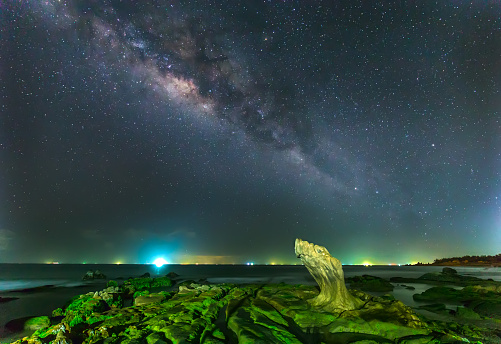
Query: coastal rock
xmin=468 ymin=284 xmax=501 ymax=294
xmin=82 ymin=270 xmax=107 ymax=280
xmin=122 ymin=276 xmax=173 ymax=297
xmin=94 ymin=270 xmax=106 ymax=279
xmin=401 ymin=284 xmax=415 ymax=290
xmin=413 ymin=285 xmax=501 ymax=319
xmin=106 ymin=280 xmax=119 ymax=288
xmin=295 ymin=238 xmax=363 ymax=311
xmin=417 ymin=272 xmax=482 ymax=284
xmin=419 ymin=303 xmax=447 ymax=313
xmin=346 ymin=275 xmax=394 ymax=292
xmin=23 ymin=316 xmax=51 ymax=331
xmin=134 ymin=293 xmax=166 ymax=306
xmin=91 ymin=286 xmax=123 ymax=308
xmin=146 ymin=332 xmax=168 ymax=344
xmin=62 ymin=294 xmax=110 ymax=326
xmin=390 ymin=269 xmax=499 ymax=288
xmin=413 ymin=286 xmax=462 ymax=303
xmin=166 ymin=272 xmax=179 ymax=278
xmin=53 ymin=325 xmax=73 ymax=344
xmin=0 ymin=296 xmax=19 ymax=303
xmin=81 ymin=271 xmax=92 ymax=280
xmin=455 ymin=306 xmax=481 ymax=320
xmin=469 ymin=299 xmax=501 ymax=318
xmin=52 ymin=308 xmax=64 ymax=317
xmin=152 ymin=276 xmax=174 ymax=288
xmin=227 ymin=298 xmax=302 ymax=344
xmin=10 ymin=282 xmax=493 ymax=344
xmin=442 ymin=267 xmax=457 ymax=275
xmin=256 ymin=284 xmax=429 ymax=340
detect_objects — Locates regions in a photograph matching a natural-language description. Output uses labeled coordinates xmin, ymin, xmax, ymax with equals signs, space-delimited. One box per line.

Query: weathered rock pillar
xmin=295 ymin=238 xmax=363 ymax=311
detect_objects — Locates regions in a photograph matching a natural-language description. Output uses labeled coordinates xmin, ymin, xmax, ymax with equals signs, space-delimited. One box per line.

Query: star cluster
xmin=1 ymin=0 xmax=499 ymax=264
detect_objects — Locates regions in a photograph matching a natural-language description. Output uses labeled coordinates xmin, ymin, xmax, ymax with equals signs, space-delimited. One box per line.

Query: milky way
xmin=1 ymin=1 xmax=500 ymax=263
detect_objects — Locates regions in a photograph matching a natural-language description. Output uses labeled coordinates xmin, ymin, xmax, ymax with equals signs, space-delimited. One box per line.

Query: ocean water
xmin=1 ymin=264 xmax=500 ymax=341
xmin=2 ymin=263 xmax=500 ymax=292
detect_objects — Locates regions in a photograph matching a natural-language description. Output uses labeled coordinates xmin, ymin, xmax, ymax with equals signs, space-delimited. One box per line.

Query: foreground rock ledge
xmin=9 ymin=281 xmax=491 ymax=344
xmin=6 ymin=247 xmax=500 ymax=344
xmin=295 ymin=238 xmax=363 ymax=311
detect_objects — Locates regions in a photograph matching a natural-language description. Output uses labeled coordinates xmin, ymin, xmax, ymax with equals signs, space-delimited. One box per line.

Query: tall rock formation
xmin=295 ymin=238 xmax=363 ymax=311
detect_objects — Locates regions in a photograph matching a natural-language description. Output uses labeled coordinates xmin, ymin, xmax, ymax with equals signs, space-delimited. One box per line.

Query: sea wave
xmin=0 ymin=280 xmax=82 ymax=292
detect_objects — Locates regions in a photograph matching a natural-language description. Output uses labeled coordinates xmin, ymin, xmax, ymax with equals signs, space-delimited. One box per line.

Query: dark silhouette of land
xmin=414 ymin=254 xmax=501 ymax=266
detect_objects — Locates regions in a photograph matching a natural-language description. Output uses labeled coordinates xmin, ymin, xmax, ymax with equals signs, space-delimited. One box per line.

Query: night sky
xmin=1 ymin=1 xmax=500 ymax=264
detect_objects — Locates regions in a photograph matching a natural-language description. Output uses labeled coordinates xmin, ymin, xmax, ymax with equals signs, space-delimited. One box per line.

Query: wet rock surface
xmin=6 ymin=275 xmax=500 ymax=344
xmin=82 ymin=270 xmax=107 ymax=281
xmin=345 ymin=275 xmax=394 ymax=292
xmin=0 ymin=296 xmax=19 ymax=303
xmin=5 ymin=240 xmax=501 ymax=344
xmin=390 ymin=267 xmax=501 ymax=287
xmin=413 ymin=285 xmax=501 ymax=319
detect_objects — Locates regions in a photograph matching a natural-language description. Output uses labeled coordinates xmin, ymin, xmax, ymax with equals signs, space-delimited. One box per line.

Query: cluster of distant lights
xmin=44 ymin=262 xmax=414 ymax=266
xmin=362 ymin=264 xmax=404 ymax=267
xmin=46 ymin=258 xmax=416 ymax=266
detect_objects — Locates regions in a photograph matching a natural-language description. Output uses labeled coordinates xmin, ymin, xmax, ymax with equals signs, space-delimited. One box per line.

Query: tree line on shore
xmin=414 ymin=253 xmax=501 ymax=266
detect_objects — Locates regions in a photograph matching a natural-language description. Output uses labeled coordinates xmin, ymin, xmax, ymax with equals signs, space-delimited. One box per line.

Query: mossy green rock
xmin=346 ymin=275 xmax=394 ymax=292
xmin=62 ymin=293 xmax=111 ymax=327
xmin=468 ymin=284 xmax=501 ymax=293
xmin=23 ymin=316 xmax=51 ymax=331
xmin=413 ymin=286 xmax=468 ymax=303
xmin=134 ymin=292 xmax=167 ymax=306
xmin=419 ymin=303 xmax=447 ymax=313
xmin=65 ymin=294 xmax=110 ymax=314
xmin=391 ymin=270 xmax=501 ymax=290
xmin=125 ymin=276 xmax=173 ymax=293
xmin=51 ymin=307 xmax=64 ymax=317
xmin=152 ymin=276 xmax=174 ymax=288
xmin=469 ymin=299 xmax=501 ymax=318
xmin=107 ymin=280 xmax=119 ymax=288
xmin=228 ymin=305 xmax=302 ymax=344
xmin=10 ymin=282 xmax=495 ymax=344
xmin=456 ymin=306 xmax=482 ymax=320
xmin=413 ymin=285 xmax=501 ymax=319
xmin=418 ymin=272 xmax=483 ymax=284
xmin=146 ymin=332 xmax=169 ymax=344
xmin=125 ymin=277 xmax=154 ymax=291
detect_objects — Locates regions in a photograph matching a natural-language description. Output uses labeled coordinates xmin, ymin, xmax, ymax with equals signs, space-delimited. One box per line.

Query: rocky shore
xmin=3 ymin=241 xmax=501 ymax=343
xmin=4 ymin=272 xmax=500 ymax=344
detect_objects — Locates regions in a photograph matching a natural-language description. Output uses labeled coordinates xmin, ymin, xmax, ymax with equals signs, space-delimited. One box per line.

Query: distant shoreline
xmin=407 ymin=253 xmax=501 ymax=267
xmin=0 ymin=258 xmax=500 ymax=268
xmin=413 ymin=263 xmax=501 ymax=267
